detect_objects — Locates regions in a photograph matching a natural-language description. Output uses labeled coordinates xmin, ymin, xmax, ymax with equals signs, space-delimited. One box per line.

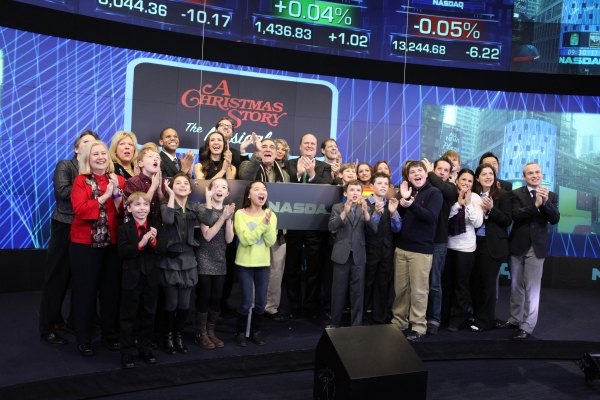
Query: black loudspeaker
xmin=579 ymin=352 xmax=600 ymax=385
xmin=313 ymin=325 xmax=427 ymax=400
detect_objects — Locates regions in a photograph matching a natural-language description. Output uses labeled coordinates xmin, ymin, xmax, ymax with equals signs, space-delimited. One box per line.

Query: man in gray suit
xmin=328 ymin=180 xmax=377 ymax=328
xmin=496 ymin=162 xmax=560 ymax=340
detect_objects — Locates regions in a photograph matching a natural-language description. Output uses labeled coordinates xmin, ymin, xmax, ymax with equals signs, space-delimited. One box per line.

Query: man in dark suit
xmin=159 ymin=127 xmax=194 ymax=178
xmin=283 ymin=133 xmax=332 ymax=319
xmin=496 ymin=162 xmax=560 ymax=340
xmin=118 ymin=192 xmax=167 ymax=368
xmin=479 ymin=152 xmax=512 ymax=192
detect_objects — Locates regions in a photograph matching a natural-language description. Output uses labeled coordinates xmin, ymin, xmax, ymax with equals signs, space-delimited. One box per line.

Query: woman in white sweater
xmin=443 ymin=168 xmax=484 ymax=332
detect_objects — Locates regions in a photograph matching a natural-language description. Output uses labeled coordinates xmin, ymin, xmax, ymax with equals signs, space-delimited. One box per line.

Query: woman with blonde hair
xmin=109 ymin=131 xmax=139 ymax=179
xmin=70 ymin=140 xmax=126 ymax=356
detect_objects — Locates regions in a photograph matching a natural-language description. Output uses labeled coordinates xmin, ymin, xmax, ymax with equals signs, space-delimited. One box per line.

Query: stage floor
xmin=1 ymin=286 xmax=599 ymax=399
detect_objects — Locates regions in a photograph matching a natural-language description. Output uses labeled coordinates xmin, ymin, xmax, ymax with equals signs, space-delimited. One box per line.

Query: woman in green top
xmin=233 ymin=181 xmax=277 ymax=347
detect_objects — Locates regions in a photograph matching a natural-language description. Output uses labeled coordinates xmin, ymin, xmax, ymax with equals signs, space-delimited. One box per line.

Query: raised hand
xmin=150 ymin=170 xmax=161 ymax=192
xmin=537 ymin=187 xmax=549 ymax=205
xmin=305 ymin=157 xmax=316 ymax=177
xmin=388 ymin=198 xmax=399 ymax=215
xmin=163 ymin=179 xmax=174 ymax=197
xmin=180 ymin=150 xmax=195 ymax=174
xmin=296 ymin=156 xmax=307 ymax=177
xmin=251 ymin=132 xmax=261 ymax=156
xmin=223 ymin=150 xmax=233 ymax=169
xmin=464 ymin=189 xmax=472 ymax=205
xmin=361 ymin=199 xmax=371 ymax=220
xmin=205 ymin=184 xmax=215 ymax=201
xmin=263 ymin=209 xmax=272 ymax=225
xmin=375 ymin=200 xmax=384 ymax=215
xmin=422 ymin=158 xmax=434 ymax=173
xmin=458 ymin=189 xmax=467 ymax=206
xmin=399 ymin=196 xmax=414 ymax=208
xmin=223 ymin=203 xmax=236 ymax=220
xmin=400 ymin=181 xmax=412 ymax=199
xmin=240 ymin=134 xmax=253 ymax=154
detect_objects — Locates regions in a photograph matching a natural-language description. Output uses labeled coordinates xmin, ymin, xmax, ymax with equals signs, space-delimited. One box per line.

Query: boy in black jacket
xmin=118 ymin=192 xmax=166 ymax=369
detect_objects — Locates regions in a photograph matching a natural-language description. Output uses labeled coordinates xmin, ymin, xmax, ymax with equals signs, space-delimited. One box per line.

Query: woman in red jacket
xmin=70 ymin=140 xmax=126 ymax=357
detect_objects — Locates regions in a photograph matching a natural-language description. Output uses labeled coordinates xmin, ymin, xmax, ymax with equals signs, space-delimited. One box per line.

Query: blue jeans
xmin=426 ymin=243 xmax=447 ymax=326
xmin=237 ymin=266 xmax=270 ymax=316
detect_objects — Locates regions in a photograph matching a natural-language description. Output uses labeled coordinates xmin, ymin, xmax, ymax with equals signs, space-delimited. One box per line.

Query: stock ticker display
xmin=14 ymin=0 xmax=600 ymax=74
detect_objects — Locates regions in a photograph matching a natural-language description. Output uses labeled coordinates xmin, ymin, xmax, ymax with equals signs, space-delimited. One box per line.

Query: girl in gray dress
xmin=194 ymin=178 xmax=235 ymax=349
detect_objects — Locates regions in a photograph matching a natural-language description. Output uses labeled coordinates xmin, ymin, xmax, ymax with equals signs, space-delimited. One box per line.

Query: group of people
xmin=38 ymin=116 xmax=560 ymax=370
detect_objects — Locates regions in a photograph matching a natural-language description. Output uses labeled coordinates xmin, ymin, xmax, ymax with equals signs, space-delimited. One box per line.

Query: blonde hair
xmin=136 ymin=142 xmax=160 ymax=164
xmin=274 ymin=138 xmax=290 ymax=163
xmin=109 ymin=131 xmax=139 ymax=165
xmin=127 ymin=191 xmax=151 ymax=206
xmin=79 ymin=140 xmax=115 ymax=175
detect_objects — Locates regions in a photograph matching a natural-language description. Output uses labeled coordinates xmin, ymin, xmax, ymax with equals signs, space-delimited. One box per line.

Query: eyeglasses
xmin=218 ymin=123 xmax=233 ymax=129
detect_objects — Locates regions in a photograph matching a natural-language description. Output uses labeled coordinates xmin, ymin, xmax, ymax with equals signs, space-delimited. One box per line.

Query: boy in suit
xmin=365 ymin=173 xmax=401 ymax=324
xmin=118 ymin=192 xmax=167 ymax=369
xmin=328 ymin=180 xmax=377 ymax=328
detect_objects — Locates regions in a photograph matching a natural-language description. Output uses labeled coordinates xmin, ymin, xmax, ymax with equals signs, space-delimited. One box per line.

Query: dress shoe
xmin=41 ymin=332 xmax=68 ymax=345
xmin=121 ymin=353 xmax=135 ymax=369
xmin=138 ymin=351 xmax=158 ymax=364
xmin=511 ymin=329 xmax=531 ymax=340
xmin=54 ymin=323 xmax=76 ymax=335
xmin=102 ymin=337 xmax=121 ymax=351
xmin=447 ymin=325 xmax=459 ymax=332
xmin=78 ymin=343 xmax=94 ymax=357
xmin=495 ymin=321 xmax=519 ymax=329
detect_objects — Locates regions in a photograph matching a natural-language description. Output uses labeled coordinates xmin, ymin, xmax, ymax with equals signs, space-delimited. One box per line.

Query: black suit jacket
xmin=118 ymin=220 xmax=167 ymax=290
xmin=498 ymin=179 xmax=512 ymax=192
xmin=481 ymin=189 xmax=512 ymax=259
xmin=160 ymin=151 xmax=180 ymax=178
xmin=283 ymin=158 xmax=332 ymax=184
xmin=508 ymin=186 xmax=560 ymax=258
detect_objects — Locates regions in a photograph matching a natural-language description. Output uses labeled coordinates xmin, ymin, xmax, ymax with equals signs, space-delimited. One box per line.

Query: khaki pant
xmin=392 ymin=248 xmax=433 ymax=335
xmin=265 ymin=241 xmax=286 ymax=314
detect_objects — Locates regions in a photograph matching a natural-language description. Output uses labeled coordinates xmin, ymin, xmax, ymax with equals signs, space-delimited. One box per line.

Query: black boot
xmin=235 ymin=313 xmax=248 ymax=347
xmin=163 ymin=310 xmax=176 ymax=355
xmin=174 ymin=309 xmax=189 ymax=354
xmin=250 ymin=310 xmax=265 ymax=346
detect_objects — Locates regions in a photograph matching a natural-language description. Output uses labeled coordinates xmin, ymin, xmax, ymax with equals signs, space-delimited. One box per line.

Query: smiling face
xmin=434 ymin=160 xmax=452 ymax=182
xmin=299 ymin=134 xmax=317 ymax=158
xmin=408 ymin=166 xmax=427 ymax=189
xmin=341 ymin=168 xmax=357 ymax=184
xmin=523 ymin=163 xmax=543 ymax=189
xmin=357 ymin=164 xmax=372 ymax=183
xmin=138 ymin=150 xmax=161 ymax=175
xmin=457 ymin=172 xmax=475 ymax=191
xmin=261 ymin=139 xmax=276 ymax=166
xmin=371 ymin=177 xmax=390 ymax=198
xmin=172 ymin=175 xmax=191 ymax=197
xmin=89 ymin=144 xmax=110 ymax=175
xmin=116 ymin=137 xmax=135 ymax=165
xmin=159 ymin=128 xmax=179 ymax=154
xmin=481 ymin=156 xmax=499 ymax=173
xmin=208 ymin=133 xmax=225 ymax=157
xmin=476 ymin=167 xmax=495 ymax=191
xmin=344 ymin=184 xmax=363 ymax=204
xmin=210 ymin=178 xmax=229 ymax=204
xmin=128 ymin=198 xmax=150 ymax=223
xmin=248 ymin=182 xmax=268 ymax=207
xmin=321 ymin=140 xmax=338 ymax=160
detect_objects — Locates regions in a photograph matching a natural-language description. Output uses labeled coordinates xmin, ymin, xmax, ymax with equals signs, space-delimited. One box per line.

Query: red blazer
xmin=70 ymin=173 xmax=126 ymax=244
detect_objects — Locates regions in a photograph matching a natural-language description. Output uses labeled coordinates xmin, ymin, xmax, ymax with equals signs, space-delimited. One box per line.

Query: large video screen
xmin=2 ymin=24 xmax=600 ymax=257
xmin=13 ymin=0 xmax=600 ymax=75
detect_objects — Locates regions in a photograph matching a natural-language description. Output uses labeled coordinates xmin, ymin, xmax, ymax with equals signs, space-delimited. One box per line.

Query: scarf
xmin=256 ymin=162 xmax=286 ymax=183
xmin=448 ymin=205 xmax=467 ymax=237
xmin=87 ymin=174 xmax=111 ymax=248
